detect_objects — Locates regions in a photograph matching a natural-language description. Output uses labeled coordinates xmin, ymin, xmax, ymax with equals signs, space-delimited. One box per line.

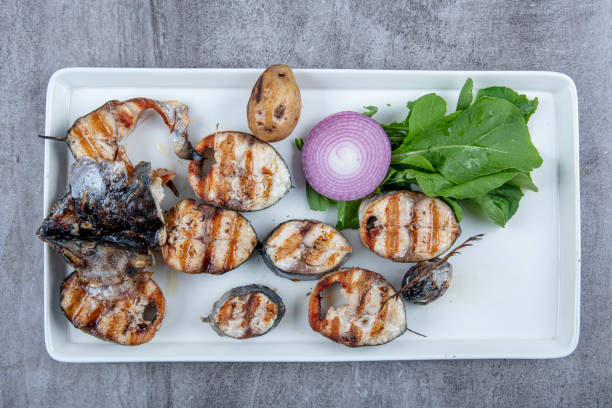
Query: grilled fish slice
xmin=308 ymin=268 xmax=406 ymax=347
xmin=66 ymin=97 xmax=200 ymax=168
xmin=162 ymin=199 xmax=257 ymax=274
xmin=188 ymin=131 xmax=291 ymax=211
xmin=38 ymin=158 xmax=166 ymax=248
xmin=60 ymin=272 xmax=165 ymax=346
xmin=359 ymin=191 xmax=460 ymax=262
xmin=262 ymin=220 xmax=352 ymax=280
xmin=202 ymin=285 xmax=285 ymax=339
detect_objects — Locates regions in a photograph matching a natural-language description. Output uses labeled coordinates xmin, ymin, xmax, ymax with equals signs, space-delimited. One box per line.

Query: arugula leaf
xmin=390 ymin=153 xmax=436 ymax=171
xmin=456 ymin=78 xmax=473 ymax=110
xmin=307 ymin=184 xmax=335 ymax=211
xmin=362 ymin=106 xmax=378 ymax=117
xmin=476 ymin=87 xmax=539 ymax=122
xmin=435 ymin=170 xmax=520 ymax=199
xmin=508 ymin=172 xmax=538 ymax=192
xmin=471 ymin=184 xmax=523 ymax=227
xmin=441 ymin=197 xmax=463 ymax=222
xmin=407 ymin=93 xmax=447 ymax=138
xmin=393 ymin=97 xmax=543 ymax=184
xmin=336 ymin=200 xmax=362 ymax=230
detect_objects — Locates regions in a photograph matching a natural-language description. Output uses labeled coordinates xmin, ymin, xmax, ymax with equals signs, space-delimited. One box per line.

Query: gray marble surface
xmin=1 ymin=0 xmax=610 ymax=406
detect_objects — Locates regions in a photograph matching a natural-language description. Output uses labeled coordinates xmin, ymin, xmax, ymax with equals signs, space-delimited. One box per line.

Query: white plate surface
xmin=43 ymin=68 xmax=580 ymax=362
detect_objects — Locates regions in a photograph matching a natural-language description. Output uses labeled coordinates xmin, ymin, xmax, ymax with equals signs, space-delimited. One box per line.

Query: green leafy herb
xmin=298 ymin=79 xmax=542 ymax=228
xmin=336 ymin=200 xmax=362 ymax=230
xmin=456 ymin=78 xmax=473 ymax=110
xmin=476 ymin=86 xmax=539 ymax=122
xmin=307 ymin=184 xmax=335 ymax=211
xmin=393 ymin=97 xmax=543 ymax=184
xmin=441 ymin=197 xmax=463 ymax=222
xmin=406 ymin=93 xmax=447 ymax=138
xmin=362 ymin=106 xmax=378 ymax=117
xmin=471 ymin=184 xmax=523 ymax=227
xmin=294 ymin=137 xmax=304 ymax=150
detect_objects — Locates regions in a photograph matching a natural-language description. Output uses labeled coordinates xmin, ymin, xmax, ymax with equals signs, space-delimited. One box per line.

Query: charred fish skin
xmin=162 ymin=199 xmax=258 ymax=274
xmin=60 ymin=272 xmax=165 ymax=346
xmin=261 ymin=220 xmax=352 ymax=281
xmin=358 ymin=191 xmax=461 ymax=263
xmin=308 ymin=268 xmax=407 ymax=347
xmin=203 ymin=285 xmax=285 ymax=339
xmin=187 ymin=131 xmax=291 ymax=211
xmin=38 ymin=158 xmax=166 ymax=248
xmin=401 ymin=259 xmax=453 ymax=305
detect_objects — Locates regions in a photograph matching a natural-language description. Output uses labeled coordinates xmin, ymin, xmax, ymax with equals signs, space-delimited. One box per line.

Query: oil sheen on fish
xmin=262 ymin=220 xmax=352 ymax=280
xmin=202 ymin=285 xmax=285 ymax=339
xmin=188 ymin=131 xmax=291 ymax=211
xmin=162 ymin=199 xmax=257 ymax=274
xmin=60 ymin=272 xmax=165 ymax=346
xmin=308 ymin=268 xmax=406 ymax=347
xmin=66 ymin=97 xmax=200 ymax=168
xmin=359 ymin=191 xmax=460 ymax=262
xmin=38 ymin=158 xmax=166 ymax=248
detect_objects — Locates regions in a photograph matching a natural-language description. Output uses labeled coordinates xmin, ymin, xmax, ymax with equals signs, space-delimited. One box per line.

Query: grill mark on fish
xmin=60 ymin=272 xmax=165 ymax=345
xmin=242 ymin=293 xmax=260 ymax=338
xmin=272 ymin=231 xmax=303 ymax=263
xmin=308 ymin=268 xmax=406 ymax=347
xmin=223 ymin=212 xmax=240 ymax=272
xmin=242 ymin=149 xmax=255 ymax=200
xmin=430 ymin=200 xmax=439 ymax=255
xmin=163 ymin=200 xmax=256 ymax=274
xmin=383 ymin=194 xmax=401 ymax=259
xmin=188 ymin=131 xmax=291 ymax=211
xmin=360 ymin=191 xmax=460 ymax=262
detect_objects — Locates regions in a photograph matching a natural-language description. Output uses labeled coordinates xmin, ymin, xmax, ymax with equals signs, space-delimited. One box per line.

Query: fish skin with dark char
xmin=38 ymin=157 xmax=167 ymax=248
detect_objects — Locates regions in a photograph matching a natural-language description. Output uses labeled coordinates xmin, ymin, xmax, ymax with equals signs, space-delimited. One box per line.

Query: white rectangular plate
xmin=43 ymin=68 xmax=580 ymax=362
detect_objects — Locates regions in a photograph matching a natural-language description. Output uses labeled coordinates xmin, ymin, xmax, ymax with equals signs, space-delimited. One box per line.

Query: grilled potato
xmin=247 ymin=64 xmax=301 ymax=142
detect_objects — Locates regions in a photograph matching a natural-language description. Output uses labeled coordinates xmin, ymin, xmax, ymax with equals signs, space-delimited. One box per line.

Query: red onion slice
xmin=302 ymin=111 xmax=391 ymax=201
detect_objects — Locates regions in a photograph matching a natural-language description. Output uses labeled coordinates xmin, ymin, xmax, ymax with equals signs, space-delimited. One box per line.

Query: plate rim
xmin=43 ymin=68 xmax=580 ymax=362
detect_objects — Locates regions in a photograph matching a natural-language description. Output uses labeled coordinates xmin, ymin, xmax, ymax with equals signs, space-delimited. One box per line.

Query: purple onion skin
xmin=302 ymin=112 xmax=391 ymax=202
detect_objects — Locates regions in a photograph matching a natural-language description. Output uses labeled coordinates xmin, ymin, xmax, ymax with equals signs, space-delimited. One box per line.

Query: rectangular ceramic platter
xmin=43 ymin=69 xmax=580 ymax=362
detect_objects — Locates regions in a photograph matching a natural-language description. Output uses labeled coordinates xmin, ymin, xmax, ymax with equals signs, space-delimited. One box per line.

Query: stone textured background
xmin=1 ymin=0 xmax=610 ymax=406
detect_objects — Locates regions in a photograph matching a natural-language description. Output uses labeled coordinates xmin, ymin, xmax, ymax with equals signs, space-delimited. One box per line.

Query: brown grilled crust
xmin=214 ymin=293 xmax=279 ymax=339
xmin=162 ymin=199 xmax=256 ymax=274
xmin=308 ymin=268 xmax=401 ymax=347
xmin=67 ymin=98 xmax=173 ymax=169
xmin=60 ymin=272 xmax=165 ymax=346
xmin=360 ymin=191 xmax=460 ymax=262
xmin=187 ymin=131 xmax=288 ymax=211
